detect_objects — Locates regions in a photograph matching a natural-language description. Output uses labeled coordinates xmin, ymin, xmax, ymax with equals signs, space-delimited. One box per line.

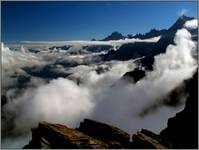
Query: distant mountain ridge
xmin=101 ymin=15 xmax=197 ymax=69
xmin=132 ymin=28 xmax=167 ymax=39
xmin=102 ymin=32 xmax=125 ymax=41
xmin=141 ymin=15 xmax=196 ymax=69
xmin=168 ymin=15 xmax=194 ymax=31
xmin=100 ymin=15 xmax=195 ymax=41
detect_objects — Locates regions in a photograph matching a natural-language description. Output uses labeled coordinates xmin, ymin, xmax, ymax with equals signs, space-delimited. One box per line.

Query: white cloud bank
xmin=184 ymin=19 xmax=198 ymax=29
xmin=18 ymin=36 xmax=161 ymax=51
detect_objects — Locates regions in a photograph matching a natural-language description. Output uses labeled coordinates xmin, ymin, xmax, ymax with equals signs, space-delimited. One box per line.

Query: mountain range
xmin=101 ymin=15 xmax=197 ymax=69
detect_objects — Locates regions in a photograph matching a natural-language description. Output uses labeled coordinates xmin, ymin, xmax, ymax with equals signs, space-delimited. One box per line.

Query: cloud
xmin=178 ymin=9 xmax=189 ymax=16
xmin=1 ymin=26 xmax=197 ymax=148
xmin=19 ymin=36 xmax=161 ymax=50
xmin=184 ymin=19 xmax=198 ymax=29
xmin=1 ymin=43 xmax=46 ymax=70
xmin=5 ymin=78 xmax=94 ymax=130
xmin=154 ymin=28 xmax=196 ymax=72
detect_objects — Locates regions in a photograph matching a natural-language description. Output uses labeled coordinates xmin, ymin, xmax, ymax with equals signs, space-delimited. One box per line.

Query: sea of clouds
xmin=1 ymin=19 xmax=198 ymax=148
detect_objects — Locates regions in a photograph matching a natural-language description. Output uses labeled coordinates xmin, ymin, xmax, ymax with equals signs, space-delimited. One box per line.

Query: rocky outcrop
xmin=78 ymin=119 xmax=130 ymax=148
xmin=131 ymin=129 xmax=166 ymax=149
xmin=122 ymin=68 xmax=146 ymax=83
xmin=23 ymin=122 xmax=109 ymax=149
xmin=24 ymin=119 xmax=131 ymax=149
xmin=24 ymin=119 xmax=169 ymax=149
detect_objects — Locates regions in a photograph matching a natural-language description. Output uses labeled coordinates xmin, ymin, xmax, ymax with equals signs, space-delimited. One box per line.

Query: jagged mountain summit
xmin=102 ymin=31 xmax=125 ymax=41
xmin=168 ymin=15 xmax=194 ymax=31
xmin=101 ymin=15 xmax=197 ymax=69
xmin=132 ymin=28 xmax=167 ymax=39
xmin=101 ymin=15 xmax=195 ymax=41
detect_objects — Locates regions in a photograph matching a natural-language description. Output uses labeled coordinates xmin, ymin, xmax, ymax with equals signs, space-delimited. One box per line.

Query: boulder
xmin=24 ymin=122 xmax=109 ymax=149
xmin=78 ymin=119 xmax=130 ymax=148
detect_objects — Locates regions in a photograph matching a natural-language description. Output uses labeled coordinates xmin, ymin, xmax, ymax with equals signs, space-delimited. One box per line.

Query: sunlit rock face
xmin=23 ymin=119 xmax=129 ymax=149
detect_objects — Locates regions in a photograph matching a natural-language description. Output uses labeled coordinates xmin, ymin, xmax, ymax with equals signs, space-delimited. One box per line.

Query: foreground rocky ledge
xmin=24 ymin=119 xmax=167 ymax=149
xmin=24 ymin=71 xmax=198 ymax=149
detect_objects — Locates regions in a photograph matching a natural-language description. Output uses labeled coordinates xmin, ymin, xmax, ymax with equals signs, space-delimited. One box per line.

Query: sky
xmin=1 ymin=1 xmax=198 ymax=43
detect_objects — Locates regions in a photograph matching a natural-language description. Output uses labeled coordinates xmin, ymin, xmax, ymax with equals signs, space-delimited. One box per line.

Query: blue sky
xmin=2 ymin=1 xmax=198 ymax=43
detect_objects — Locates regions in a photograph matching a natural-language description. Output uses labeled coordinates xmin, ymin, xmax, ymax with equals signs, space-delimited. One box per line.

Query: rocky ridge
xmin=24 ymin=119 xmax=167 ymax=149
xmin=101 ymin=15 xmax=197 ymax=70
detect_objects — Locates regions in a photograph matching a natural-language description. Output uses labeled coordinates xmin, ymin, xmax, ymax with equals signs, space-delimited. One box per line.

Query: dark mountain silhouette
xmin=102 ymin=42 xmax=156 ymax=61
xmin=121 ymin=68 xmax=146 ymax=83
xmin=102 ymin=32 xmax=125 ymax=41
xmin=83 ymin=45 xmax=113 ymax=52
xmin=132 ymin=28 xmax=167 ymax=39
xmin=168 ymin=15 xmax=194 ymax=31
xmin=141 ymin=15 xmax=195 ymax=69
xmin=101 ymin=15 xmax=196 ymax=70
xmin=91 ymin=38 xmax=97 ymax=41
xmin=159 ymin=71 xmax=198 ymax=148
